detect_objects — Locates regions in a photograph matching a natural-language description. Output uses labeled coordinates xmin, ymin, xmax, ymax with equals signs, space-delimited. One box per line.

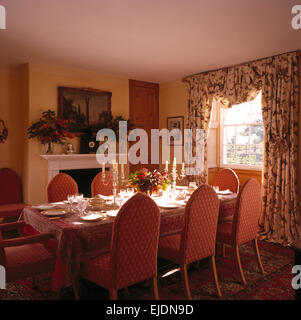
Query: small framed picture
xmin=167 ymin=116 xmax=184 ymax=146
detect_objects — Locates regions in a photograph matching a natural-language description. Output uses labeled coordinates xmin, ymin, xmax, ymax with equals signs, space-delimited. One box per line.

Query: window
xmin=220 ymin=91 xmax=263 ymax=170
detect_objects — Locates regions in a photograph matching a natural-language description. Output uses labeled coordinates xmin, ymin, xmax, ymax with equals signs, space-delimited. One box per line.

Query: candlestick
xmin=165 ymin=161 xmax=168 ymax=171
xmin=101 ymin=163 xmax=109 ymax=186
xmin=173 ymin=157 xmax=176 ymax=168
xmin=112 ymin=162 xmax=119 ymax=205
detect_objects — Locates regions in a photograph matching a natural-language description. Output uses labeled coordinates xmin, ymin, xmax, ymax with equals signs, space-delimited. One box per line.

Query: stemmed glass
xmin=127 ymin=187 xmax=134 ymax=198
xmin=67 ymin=194 xmax=75 ymax=212
xmin=75 ymin=193 xmax=84 ymax=202
xmin=189 ymin=182 xmax=197 ymax=189
xmin=115 ymin=196 xmax=124 ymax=209
xmin=77 ymin=199 xmax=88 ymax=217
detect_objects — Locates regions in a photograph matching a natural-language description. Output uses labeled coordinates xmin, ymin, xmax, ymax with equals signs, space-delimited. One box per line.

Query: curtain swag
xmin=184 ymin=51 xmax=300 ymax=245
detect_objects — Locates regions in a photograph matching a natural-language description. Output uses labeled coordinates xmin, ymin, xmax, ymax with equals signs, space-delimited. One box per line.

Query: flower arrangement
xmin=128 ymin=168 xmax=171 ymax=194
xmin=28 ymin=109 xmax=74 ymax=153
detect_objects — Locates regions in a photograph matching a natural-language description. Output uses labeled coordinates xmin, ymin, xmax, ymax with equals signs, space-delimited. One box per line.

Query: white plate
xmin=106 ymin=210 xmax=119 ymax=218
xmin=216 ymin=190 xmax=232 ymax=195
xmin=32 ymin=204 xmax=57 ymax=210
xmin=80 ymin=213 xmax=105 ymax=222
xmin=41 ymin=209 xmax=69 ymax=216
xmin=156 ymin=202 xmax=180 ymax=209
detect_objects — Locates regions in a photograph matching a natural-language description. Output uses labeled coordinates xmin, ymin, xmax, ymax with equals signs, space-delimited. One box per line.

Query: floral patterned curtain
xmin=184 ymin=51 xmax=300 ymax=245
xmin=259 ymin=53 xmax=300 ymax=245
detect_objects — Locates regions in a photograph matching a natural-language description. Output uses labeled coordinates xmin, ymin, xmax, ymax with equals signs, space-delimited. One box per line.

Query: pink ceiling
xmin=0 ymin=0 xmax=300 ymax=82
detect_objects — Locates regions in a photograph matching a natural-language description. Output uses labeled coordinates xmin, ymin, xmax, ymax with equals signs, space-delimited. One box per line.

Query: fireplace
xmin=40 ymin=154 xmax=114 ymax=198
xmin=60 ymin=168 xmax=104 ymax=197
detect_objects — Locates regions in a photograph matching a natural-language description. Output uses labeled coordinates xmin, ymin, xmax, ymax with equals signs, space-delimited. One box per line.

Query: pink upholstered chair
xmin=213 ymin=168 xmax=239 ymax=225
xmin=91 ymin=171 xmax=119 ymax=197
xmin=158 ymin=185 xmax=221 ymax=299
xmin=0 ymin=221 xmax=56 ymax=290
xmin=0 ymin=168 xmax=27 ymax=220
xmin=46 ymin=173 xmax=78 ymax=203
xmin=216 ymin=178 xmax=265 ymax=285
xmin=213 ymin=168 xmax=239 ymax=193
xmin=73 ymin=192 xmax=161 ymax=300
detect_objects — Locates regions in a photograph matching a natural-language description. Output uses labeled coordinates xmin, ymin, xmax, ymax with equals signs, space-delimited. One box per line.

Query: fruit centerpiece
xmin=128 ymin=168 xmax=171 ymax=194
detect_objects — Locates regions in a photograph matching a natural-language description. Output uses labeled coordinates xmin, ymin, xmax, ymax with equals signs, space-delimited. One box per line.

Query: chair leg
xmin=109 ymin=290 xmax=118 ymax=300
xmin=72 ymin=277 xmax=80 ymax=300
xmin=252 ymin=239 xmax=265 ymax=274
xmin=32 ymin=276 xmax=38 ymax=290
xmin=234 ymin=245 xmax=246 ymax=285
xmin=181 ymin=264 xmax=192 ymax=300
xmin=209 ymin=256 xmax=222 ymax=298
xmin=152 ymin=276 xmax=159 ymax=300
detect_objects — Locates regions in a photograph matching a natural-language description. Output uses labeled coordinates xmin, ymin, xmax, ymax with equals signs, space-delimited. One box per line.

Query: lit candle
xmin=102 ymin=163 xmax=105 ymax=173
xmin=182 ymin=162 xmax=185 ymax=171
xmin=165 ymin=161 xmax=168 ymax=171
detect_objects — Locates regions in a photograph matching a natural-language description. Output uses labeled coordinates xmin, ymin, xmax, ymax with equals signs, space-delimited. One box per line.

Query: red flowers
xmin=28 ymin=109 xmax=74 ymax=145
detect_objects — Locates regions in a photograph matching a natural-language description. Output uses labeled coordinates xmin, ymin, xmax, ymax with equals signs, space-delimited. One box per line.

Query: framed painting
xmin=167 ymin=116 xmax=184 ymax=146
xmin=58 ymin=86 xmax=112 ymax=134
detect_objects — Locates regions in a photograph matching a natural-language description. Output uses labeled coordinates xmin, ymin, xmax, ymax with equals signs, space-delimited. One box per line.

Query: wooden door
xmin=129 ymin=79 xmax=159 ymax=174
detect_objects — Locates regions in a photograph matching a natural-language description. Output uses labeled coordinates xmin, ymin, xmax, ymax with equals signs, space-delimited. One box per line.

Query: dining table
xmin=20 ymin=192 xmax=237 ymax=293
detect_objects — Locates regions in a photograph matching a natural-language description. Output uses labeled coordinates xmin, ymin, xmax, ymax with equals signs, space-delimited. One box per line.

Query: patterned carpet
xmin=0 ymin=240 xmax=295 ymax=300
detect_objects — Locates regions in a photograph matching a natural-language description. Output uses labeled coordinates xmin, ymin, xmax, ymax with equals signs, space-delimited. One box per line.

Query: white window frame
xmin=219 ymin=107 xmax=263 ymax=171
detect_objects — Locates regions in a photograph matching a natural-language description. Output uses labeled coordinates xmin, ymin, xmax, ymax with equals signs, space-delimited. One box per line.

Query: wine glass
xmin=189 ymin=182 xmax=197 ymax=189
xmin=67 ymin=194 xmax=75 ymax=212
xmin=75 ymin=193 xmax=84 ymax=202
xmin=119 ymin=189 xmax=127 ymax=198
xmin=77 ymin=199 xmax=88 ymax=217
xmin=116 ymin=196 xmax=124 ymax=209
xmin=127 ymin=187 xmax=134 ymax=197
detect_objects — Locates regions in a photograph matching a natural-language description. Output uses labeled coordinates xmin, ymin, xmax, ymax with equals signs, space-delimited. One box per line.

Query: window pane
xmin=236 ymin=145 xmax=249 ymax=165
xmin=236 ymin=126 xmax=249 ymax=145
xmin=250 ymin=125 xmax=264 ymax=144
xmin=224 ymin=126 xmax=236 ymax=144
xmin=224 ymin=145 xmax=235 ymax=164
xmin=249 ymin=153 xmax=263 ymax=166
xmin=223 ymin=104 xmax=252 ymax=125
xmin=220 ymin=91 xmax=263 ymax=168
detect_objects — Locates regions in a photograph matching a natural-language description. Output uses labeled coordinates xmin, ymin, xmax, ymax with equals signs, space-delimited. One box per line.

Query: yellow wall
xmin=24 ymin=63 xmax=129 ymax=204
xmin=0 ymin=66 xmax=23 ymax=176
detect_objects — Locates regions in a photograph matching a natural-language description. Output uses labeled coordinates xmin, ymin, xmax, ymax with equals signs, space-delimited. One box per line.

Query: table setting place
xmin=30 ymin=184 xmax=235 ymax=222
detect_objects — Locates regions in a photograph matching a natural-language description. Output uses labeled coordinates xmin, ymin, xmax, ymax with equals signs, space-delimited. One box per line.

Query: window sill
xmin=220 ymin=164 xmax=262 ymax=172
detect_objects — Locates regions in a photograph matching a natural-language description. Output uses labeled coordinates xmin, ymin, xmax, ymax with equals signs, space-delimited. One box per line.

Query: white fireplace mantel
xmin=41 ymin=154 xmax=118 ymax=181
